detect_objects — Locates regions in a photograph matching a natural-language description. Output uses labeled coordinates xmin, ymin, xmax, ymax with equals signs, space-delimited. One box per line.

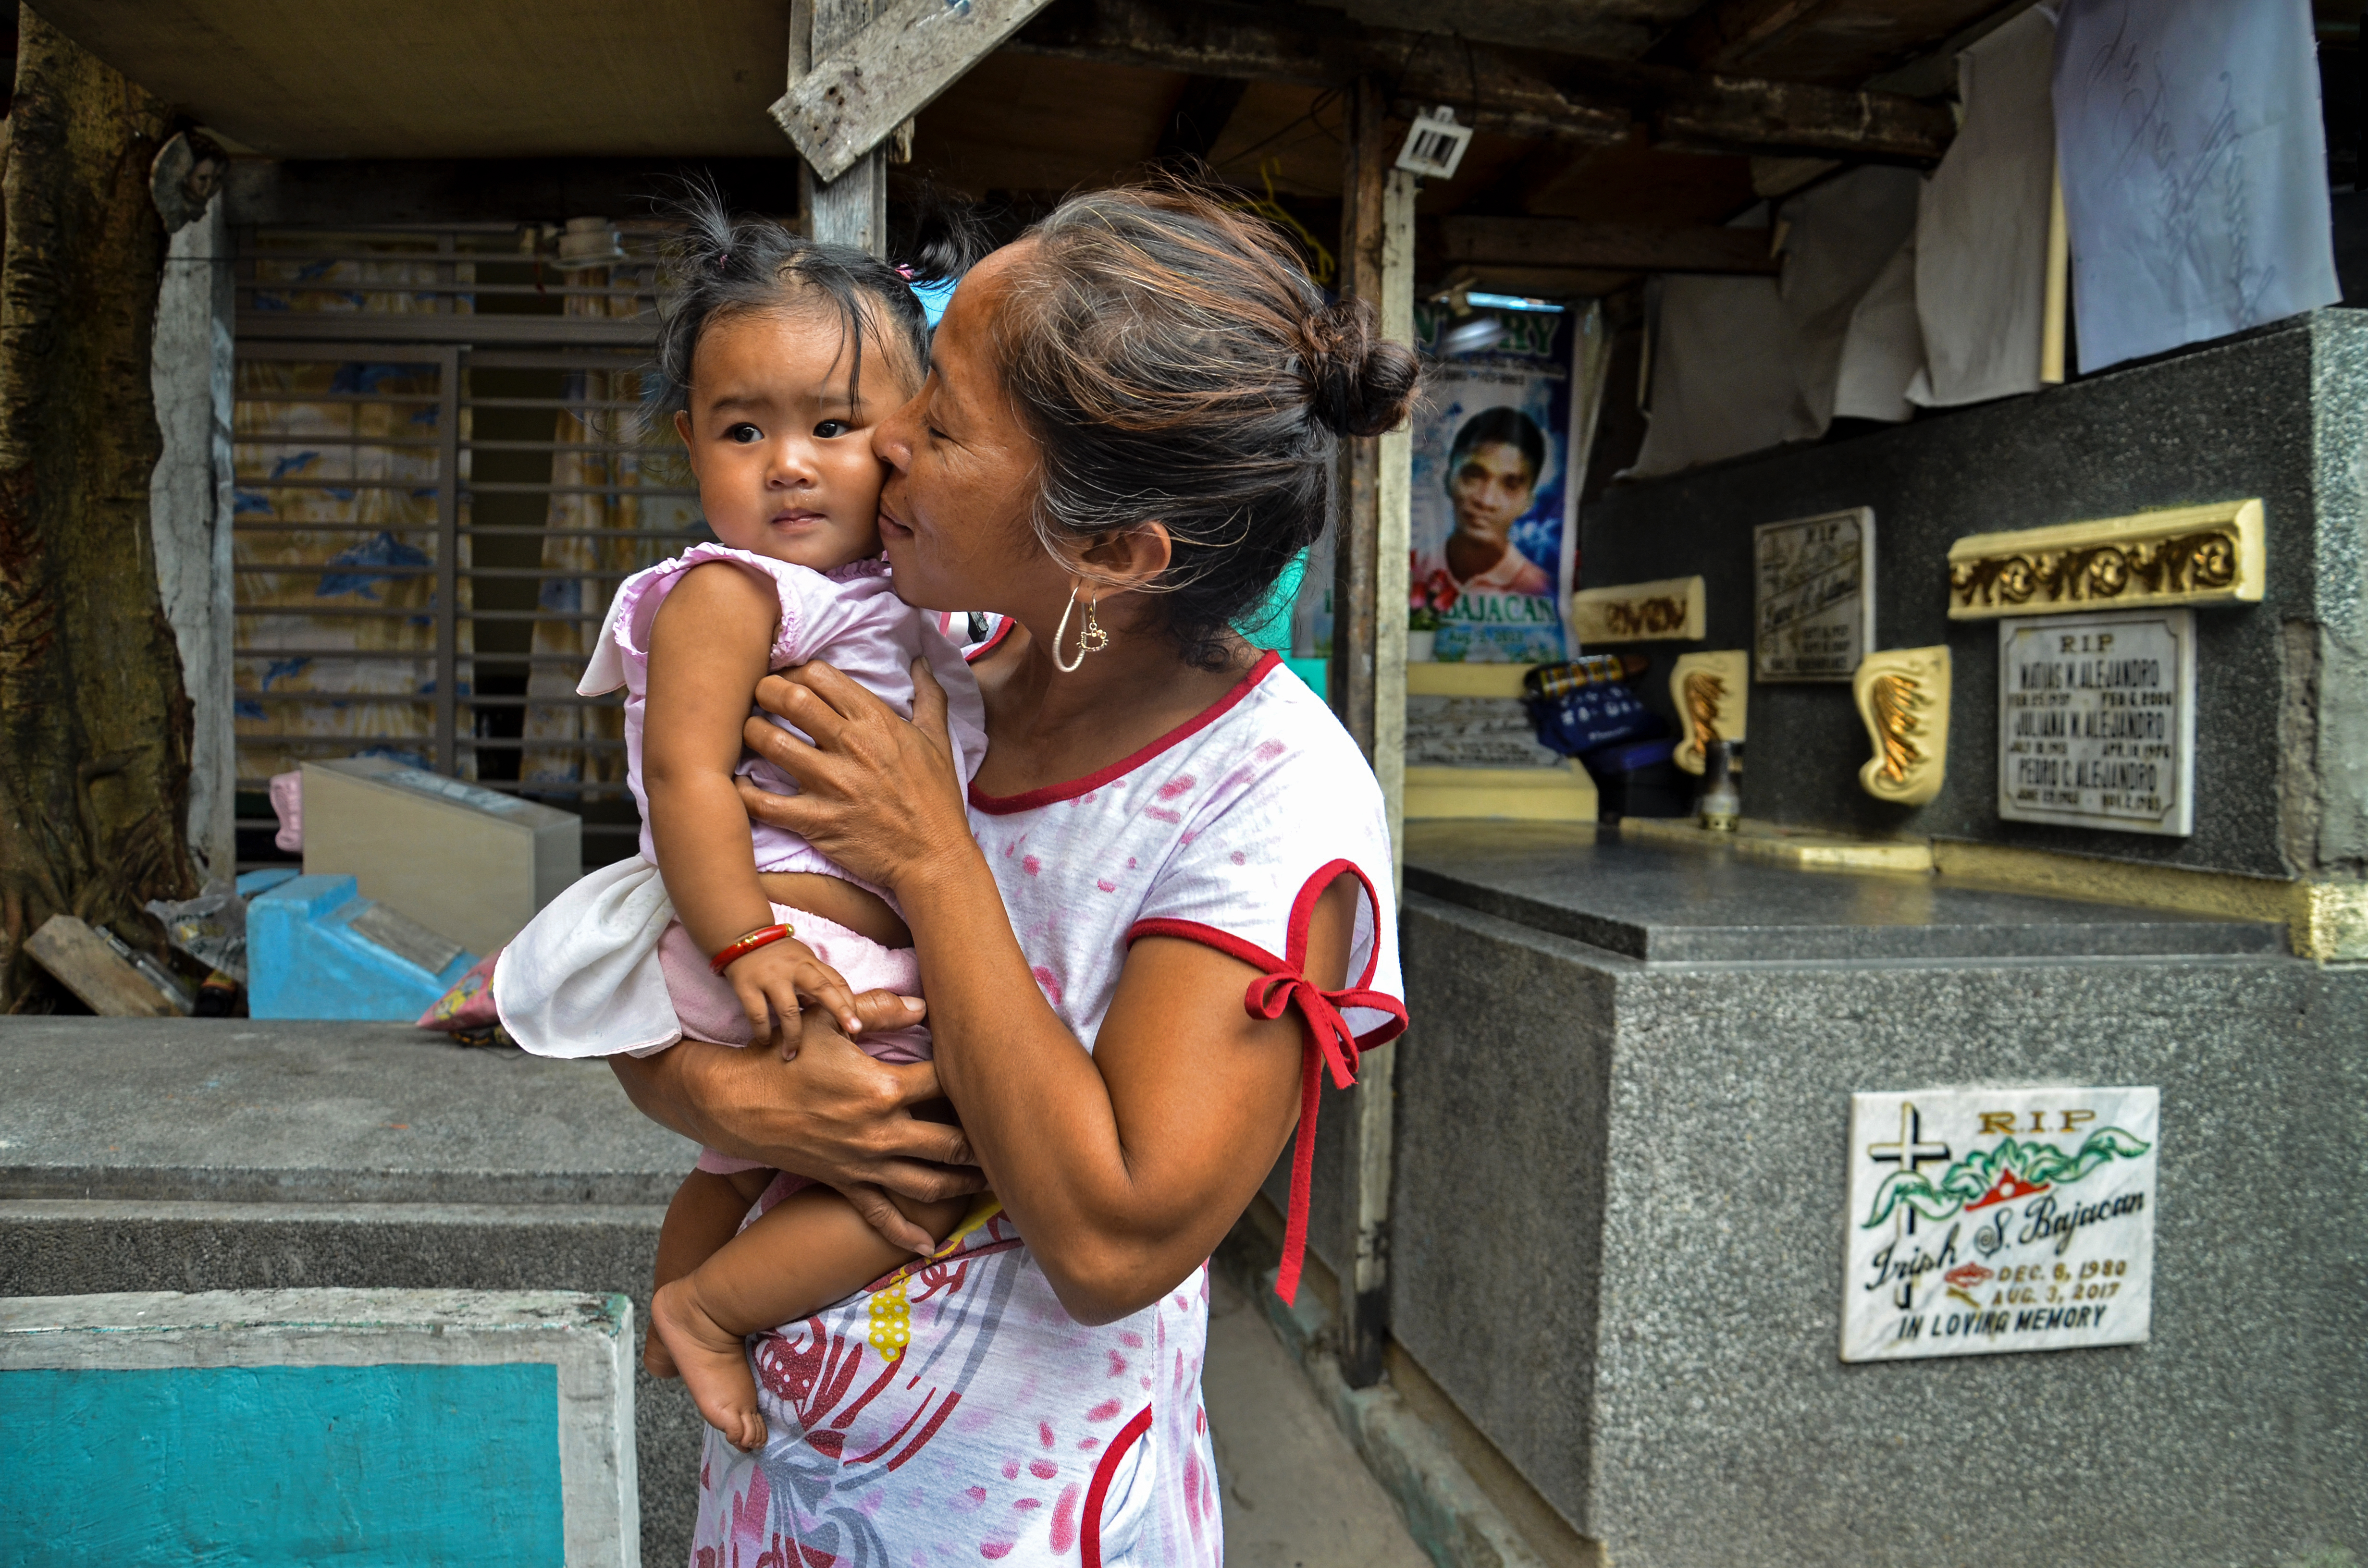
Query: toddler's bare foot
xmin=653 ymin=1276 xmax=767 ymax=1452
xmin=644 ymin=1329 xmax=679 ymax=1381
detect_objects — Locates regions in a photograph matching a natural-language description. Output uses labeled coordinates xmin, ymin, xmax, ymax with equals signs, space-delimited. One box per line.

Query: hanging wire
xmin=1215 ymin=84 xmax=1347 ymax=173
xmin=1220 ymin=158 xmax=1339 ymax=285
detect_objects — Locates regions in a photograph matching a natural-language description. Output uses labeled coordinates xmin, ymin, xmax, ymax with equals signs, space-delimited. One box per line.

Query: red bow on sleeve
xmin=1248 ymin=964 xmax=1406 ymax=1305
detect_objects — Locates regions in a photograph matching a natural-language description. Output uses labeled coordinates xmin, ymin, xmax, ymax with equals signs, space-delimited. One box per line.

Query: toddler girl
xmin=493 ymin=201 xmax=986 ymax=1452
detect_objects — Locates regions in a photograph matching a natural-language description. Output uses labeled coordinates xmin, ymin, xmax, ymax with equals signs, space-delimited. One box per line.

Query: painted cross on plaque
xmin=1841 ymin=1087 xmax=2158 ymax=1362
xmin=1865 ymin=1102 xmax=1951 ymax=1241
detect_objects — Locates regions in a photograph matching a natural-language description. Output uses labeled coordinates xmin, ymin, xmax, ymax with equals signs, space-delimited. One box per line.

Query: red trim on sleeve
xmin=1082 ymin=1403 xmax=1155 ymax=1568
xmin=967 ymin=650 xmax=1282 ymax=815
xmin=963 ymin=613 xmax=1014 ymax=664
xmin=1126 ymin=858 xmax=1408 ymax=1306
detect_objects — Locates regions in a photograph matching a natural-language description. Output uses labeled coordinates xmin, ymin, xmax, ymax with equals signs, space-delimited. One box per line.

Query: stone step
xmin=0 ymin=1196 xmax=701 ymax=1561
xmin=1 ymin=1287 xmax=638 ymax=1566
xmin=0 ymin=1019 xmax=704 ymax=1562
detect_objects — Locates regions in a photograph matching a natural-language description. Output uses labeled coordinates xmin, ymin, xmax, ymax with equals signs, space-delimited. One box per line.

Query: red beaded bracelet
xmin=709 ymin=922 xmax=794 ymax=976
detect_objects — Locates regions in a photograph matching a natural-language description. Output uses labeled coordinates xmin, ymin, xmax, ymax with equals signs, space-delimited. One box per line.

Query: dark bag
xmin=1525 ymin=679 xmax=1665 ymax=756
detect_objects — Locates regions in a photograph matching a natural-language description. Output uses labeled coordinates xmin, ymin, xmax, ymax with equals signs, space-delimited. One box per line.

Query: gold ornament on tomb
xmin=1945 ymin=500 xmax=2264 ymax=620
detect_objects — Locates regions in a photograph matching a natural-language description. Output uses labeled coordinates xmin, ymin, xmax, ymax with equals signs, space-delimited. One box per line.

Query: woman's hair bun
xmin=1300 ymin=295 xmax=1421 ymax=439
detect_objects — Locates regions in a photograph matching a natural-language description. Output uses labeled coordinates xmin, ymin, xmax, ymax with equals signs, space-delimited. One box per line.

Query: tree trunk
xmin=0 ymin=6 xmax=195 ymax=1011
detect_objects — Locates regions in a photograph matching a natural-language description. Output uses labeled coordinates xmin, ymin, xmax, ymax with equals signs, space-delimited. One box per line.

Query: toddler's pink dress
xmin=494 ymin=544 xmax=987 ymax=1176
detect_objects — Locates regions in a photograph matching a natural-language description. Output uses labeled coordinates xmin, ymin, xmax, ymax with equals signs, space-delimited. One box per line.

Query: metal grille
xmin=230 ymin=224 xmax=707 ymax=872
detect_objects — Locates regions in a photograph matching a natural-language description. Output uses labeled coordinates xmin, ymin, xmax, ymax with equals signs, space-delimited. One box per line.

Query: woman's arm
xmin=735 ymin=660 xmax=1359 ymax=1324
xmin=910 ymin=854 xmax=1357 ymax=1323
xmin=644 ymin=564 xmax=862 ymax=1044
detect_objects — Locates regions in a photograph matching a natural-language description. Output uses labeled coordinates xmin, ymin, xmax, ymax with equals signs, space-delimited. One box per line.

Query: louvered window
xmin=231 ymin=224 xmax=706 ymax=872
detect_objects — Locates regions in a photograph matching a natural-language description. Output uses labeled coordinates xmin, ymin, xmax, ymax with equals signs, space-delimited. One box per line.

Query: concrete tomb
xmin=301 ymin=756 xmax=580 ymax=956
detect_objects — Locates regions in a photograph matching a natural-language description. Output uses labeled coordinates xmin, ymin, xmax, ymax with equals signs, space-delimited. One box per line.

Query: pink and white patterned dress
xmin=691 ymin=646 xmax=1407 ymax=1568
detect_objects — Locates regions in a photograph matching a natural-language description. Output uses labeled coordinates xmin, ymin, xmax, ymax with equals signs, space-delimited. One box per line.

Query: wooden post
xmin=1329 ymin=78 xmax=1385 ymax=758
xmin=1329 ymin=77 xmax=1415 ymax=1391
xmin=1374 ymin=169 xmax=1413 ymax=878
xmin=797 ymin=0 xmax=889 ymax=256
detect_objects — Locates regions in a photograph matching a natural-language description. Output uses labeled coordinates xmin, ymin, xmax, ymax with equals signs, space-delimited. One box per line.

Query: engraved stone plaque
xmin=1754 ymin=507 xmax=1874 ymax=682
xmin=1842 ymin=1087 xmax=2158 ymax=1363
xmin=1997 ymin=609 xmax=2195 ymax=835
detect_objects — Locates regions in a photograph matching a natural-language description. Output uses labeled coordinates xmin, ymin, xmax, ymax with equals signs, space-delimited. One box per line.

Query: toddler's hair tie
xmin=895 ymin=263 xmax=916 ymax=280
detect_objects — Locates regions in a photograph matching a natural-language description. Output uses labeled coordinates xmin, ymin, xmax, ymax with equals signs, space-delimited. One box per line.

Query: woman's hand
xmin=608 ymin=998 xmax=983 ymax=1254
xmin=736 ymin=658 xmax=973 ymax=896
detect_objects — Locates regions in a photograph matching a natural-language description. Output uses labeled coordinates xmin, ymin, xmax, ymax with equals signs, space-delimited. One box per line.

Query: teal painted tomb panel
xmin=0 ymin=1362 xmax=563 ymax=1566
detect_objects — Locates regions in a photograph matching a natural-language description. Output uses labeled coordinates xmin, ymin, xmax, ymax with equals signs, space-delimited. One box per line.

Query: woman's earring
xmin=1051 ymin=584 xmax=1110 ymax=674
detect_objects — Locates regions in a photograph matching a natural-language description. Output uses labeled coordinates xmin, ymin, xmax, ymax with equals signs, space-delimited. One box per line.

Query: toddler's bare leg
xmin=652 ymin=1186 xmax=973 ymax=1451
xmin=646 ymin=1168 xmax=776 ymax=1380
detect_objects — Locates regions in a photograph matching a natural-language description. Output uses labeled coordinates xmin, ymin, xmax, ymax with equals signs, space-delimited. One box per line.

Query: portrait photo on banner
xmin=1407 ymin=302 xmax=1587 ymax=663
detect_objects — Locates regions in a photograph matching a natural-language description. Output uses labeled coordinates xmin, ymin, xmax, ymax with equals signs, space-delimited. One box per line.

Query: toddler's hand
xmin=721 ymin=938 xmax=861 ymax=1057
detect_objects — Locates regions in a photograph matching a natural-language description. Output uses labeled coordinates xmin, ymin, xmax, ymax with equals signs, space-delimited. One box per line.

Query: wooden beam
xmin=1017 ymin=0 xmax=1341 ymax=87
xmin=1437 ymin=215 xmax=1779 ymax=275
xmin=1643 ymin=68 xmax=1944 ymax=160
xmin=1153 ymin=75 xmax=1249 ymax=166
xmin=1014 ymin=0 xmax=1627 ymax=145
xmin=1666 ymin=0 xmax=1836 ymax=73
xmin=773 ymin=0 xmax=1061 ymax=182
xmin=1009 ymin=0 xmax=1955 ymax=161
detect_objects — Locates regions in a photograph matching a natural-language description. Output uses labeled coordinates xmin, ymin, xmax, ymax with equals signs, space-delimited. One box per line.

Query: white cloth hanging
xmin=1833 ymin=234 xmax=1925 ymax=423
xmin=1908 ymin=5 xmax=2059 ymax=407
xmin=1778 ymin=166 xmax=1925 ymax=431
xmin=1626 ymin=171 xmax=1925 ymax=478
xmin=1623 ymin=271 xmax=1812 ymax=478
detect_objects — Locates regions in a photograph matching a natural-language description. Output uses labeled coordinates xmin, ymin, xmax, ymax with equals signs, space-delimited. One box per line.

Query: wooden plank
xmin=1010 ymin=0 xmax=1955 ymax=160
xmin=1438 ymin=216 xmax=1779 ymax=275
xmin=773 ymin=0 xmax=1062 ymax=182
xmin=800 ymin=0 xmax=888 ymax=256
xmin=24 ymin=915 xmax=182 ymax=1017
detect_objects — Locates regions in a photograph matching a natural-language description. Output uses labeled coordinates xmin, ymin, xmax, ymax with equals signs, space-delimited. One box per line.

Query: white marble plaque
xmin=1841 ymin=1087 xmax=2158 ymax=1363
xmin=1753 ymin=508 xmax=1874 ymax=682
xmin=1997 ymin=610 xmax=2195 ymax=835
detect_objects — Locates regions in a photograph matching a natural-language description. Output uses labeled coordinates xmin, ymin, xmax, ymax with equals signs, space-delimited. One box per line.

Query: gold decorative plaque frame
xmin=1570 ymin=575 xmax=1706 ymax=644
xmin=1669 ymin=649 xmax=1748 ymax=775
xmin=1852 ymin=645 xmax=1950 ymax=807
xmin=1945 ymin=499 xmax=2264 ymax=620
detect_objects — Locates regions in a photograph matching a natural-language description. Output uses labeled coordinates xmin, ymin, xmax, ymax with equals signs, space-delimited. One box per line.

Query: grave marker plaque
xmin=1753 ymin=507 xmax=1874 ymax=682
xmin=1997 ymin=609 xmax=2195 ymax=835
xmin=1841 ymin=1087 xmax=2158 ymax=1362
